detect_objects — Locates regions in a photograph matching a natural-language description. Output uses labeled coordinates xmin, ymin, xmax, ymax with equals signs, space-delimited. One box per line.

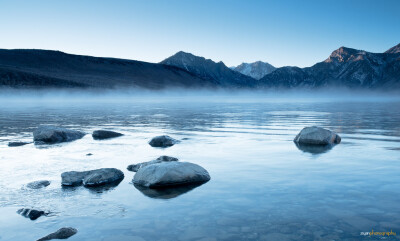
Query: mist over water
xmin=0 ymin=89 xmax=399 ymax=240
xmin=1 ymin=88 xmax=400 ymax=104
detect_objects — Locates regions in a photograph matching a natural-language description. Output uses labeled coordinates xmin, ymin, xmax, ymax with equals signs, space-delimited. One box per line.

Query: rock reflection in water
xmin=134 ymin=183 xmax=205 ymax=199
xmin=294 ymin=142 xmax=333 ymax=154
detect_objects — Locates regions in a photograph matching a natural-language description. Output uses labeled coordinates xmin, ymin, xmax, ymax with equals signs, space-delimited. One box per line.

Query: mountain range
xmin=0 ymin=43 xmax=399 ymax=89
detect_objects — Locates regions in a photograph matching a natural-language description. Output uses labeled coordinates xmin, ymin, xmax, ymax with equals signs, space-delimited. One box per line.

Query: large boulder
xmin=148 ymin=135 xmax=179 ymax=148
xmin=26 ymin=180 xmax=50 ymax=189
xmin=294 ymin=126 xmax=341 ymax=145
xmin=61 ymin=168 xmax=124 ymax=187
xmin=133 ymin=162 xmax=210 ymax=188
xmin=37 ymin=227 xmax=77 ymax=241
xmin=92 ymin=130 xmax=123 ymax=140
xmin=17 ymin=208 xmax=47 ymax=220
xmin=33 ymin=125 xmax=85 ymax=144
xmin=127 ymin=156 xmax=179 ymax=172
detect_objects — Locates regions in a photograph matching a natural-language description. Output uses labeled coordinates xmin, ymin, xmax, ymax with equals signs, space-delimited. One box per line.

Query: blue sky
xmin=0 ymin=0 xmax=399 ymax=67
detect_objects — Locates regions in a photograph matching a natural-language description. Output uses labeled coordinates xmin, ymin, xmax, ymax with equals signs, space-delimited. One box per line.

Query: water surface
xmin=0 ymin=99 xmax=399 ymax=240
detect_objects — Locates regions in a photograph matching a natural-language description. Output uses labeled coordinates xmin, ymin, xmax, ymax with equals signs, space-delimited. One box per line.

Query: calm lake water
xmin=0 ymin=98 xmax=399 ymax=241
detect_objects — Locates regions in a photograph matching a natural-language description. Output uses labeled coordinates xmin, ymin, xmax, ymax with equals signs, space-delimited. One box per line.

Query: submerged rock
xmin=127 ymin=155 xmax=179 ymax=172
xmin=61 ymin=168 xmax=124 ymax=187
xmin=26 ymin=180 xmax=50 ymax=189
xmin=17 ymin=208 xmax=47 ymax=220
xmin=92 ymin=130 xmax=123 ymax=140
xmin=36 ymin=227 xmax=77 ymax=241
xmin=294 ymin=126 xmax=341 ymax=145
xmin=149 ymin=135 xmax=179 ymax=148
xmin=33 ymin=125 xmax=85 ymax=144
xmin=8 ymin=141 xmax=30 ymax=147
xmin=133 ymin=162 xmax=210 ymax=188
xmin=295 ymin=142 xmax=333 ymax=154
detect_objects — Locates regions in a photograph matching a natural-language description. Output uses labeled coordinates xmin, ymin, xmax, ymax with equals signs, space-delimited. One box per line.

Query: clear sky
xmin=0 ymin=0 xmax=399 ymax=67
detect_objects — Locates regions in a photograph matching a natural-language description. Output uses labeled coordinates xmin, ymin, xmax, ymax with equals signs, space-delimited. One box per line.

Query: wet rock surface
xmin=17 ymin=208 xmax=47 ymax=220
xmin=61 ymin=168 xmax=124 ymax=187
xmin=8 ymin=141 xmax=30 ymax=147
xmin=92 ymin=130 xmax=123 ymax=140
xmin=294 ymin=126 xmax=341 ymax=145
xmin=127 ymin=155 xmax=179 ymax=172
xmin=33 ymin=125 xmax=85 ymax=144
xmin=36 ymin=227 xmax=77 ymax=241
xmin=26 ymin=180 xmax=50 ymax=189
xmin=148 ymin=135 xmax=179 ymax=147
xmin=133 ymin=162 xmax=210 ymax=188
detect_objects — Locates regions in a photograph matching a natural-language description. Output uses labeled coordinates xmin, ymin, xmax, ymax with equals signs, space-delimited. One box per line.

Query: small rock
xmin=36 ymin=227 xmax=77 ymax=241
xmin=17 ymin=208 xmax=46 ymax=220
xmin=133 ymin=162 xmax=210 ymax=188
xmin=92 ymin=130 xmax=123 ymax=140
xmin=33 ymin=125 xmax=85 ymax=144
xmin=127 ymin=155 xmax=179 ymax=172
xmin=61 ymin=168 xmax=124 ymax=187
xmin=86 ymin=153 xmax=93 ymax=156
xmin=148 ymin=135 xmax=179 ymax=148
xmin=8 ymin=141 xmax=30 ymax=147
xmin=294 ymin=126 xmax=341 ymax=145
xmin=26 ymin=180 xmax=50 ymax=189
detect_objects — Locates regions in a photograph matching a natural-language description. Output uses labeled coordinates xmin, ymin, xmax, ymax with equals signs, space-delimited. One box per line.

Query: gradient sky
xmin=0 ymin=0 xmax=399 ymax=67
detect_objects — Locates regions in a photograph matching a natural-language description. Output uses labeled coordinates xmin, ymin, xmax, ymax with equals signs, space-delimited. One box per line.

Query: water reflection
xmin=134 ymin=183 xmax=206 ymax=199
xmin=294 ymin=142 xmax=334 ymax=154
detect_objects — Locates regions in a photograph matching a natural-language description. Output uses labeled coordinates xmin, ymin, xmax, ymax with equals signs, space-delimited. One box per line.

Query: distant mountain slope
xmin=232 ymin=61 xmax=276 ymax=80
xmin=160 ymin=51 xmax=257 ymax=87
xmin=259 ymin=44 xmax=400 ymax=89
xmin=0 ymin=49 xmax=215 ymax=88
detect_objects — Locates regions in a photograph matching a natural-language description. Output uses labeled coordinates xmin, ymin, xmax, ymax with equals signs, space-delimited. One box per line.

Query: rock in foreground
xmin=294 ymin=126 xmax=341 ymax=145
xmin=8 ymin=141 xmax=30 ymax=147
xmin=37 ymin=227 xmax=77 ymax=241
xmin=133 ymin=162 xmax=210 ymax=188
xmin=127 ymin=155 xmax=179 ymax=172
xmin=26 ymin=180 xmax=50 ymax=189
xmin=92 ymin=130 xmax=123 ymax=140
xmin=149 ymin=135 xmax=179 ymax=148
xmin=33 ymin=125 xmax=85 ymax=144
xmin=61 ymin=168 xmax=124 ymax=187
xmin=17 ymin=208 xmax=46 ymax=220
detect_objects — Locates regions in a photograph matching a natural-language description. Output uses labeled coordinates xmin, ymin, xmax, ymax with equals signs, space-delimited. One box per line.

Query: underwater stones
xmin=17 ymin=208 xmax=46 ymax=220
xmin=36 ymin=227 xmax=77 ymax=241
xmin=127 ymin=155 xmax=179 ymax=172
xmin=294 ymin=126 xmax=341 ymax=145
xmin=92 ymin=130 xmax=123 ymax=140
xmin=33 ymin=125 xmax=85 ymax=144
xmin=8 ymin=141 xmax=30 ymax=147
xmin=61 ymin=168 xmax=124 ymax=187
xmin=133 ymin=162 xmax=210 ymax=188
xmin=148 ymin=135 xmax=179 ymax=148
xmin=26 ymin=180 xmax=50 ymax=189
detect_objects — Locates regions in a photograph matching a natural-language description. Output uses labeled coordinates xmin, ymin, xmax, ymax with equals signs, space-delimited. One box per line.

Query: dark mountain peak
xmin=161 ymin=52 xmax=255 ymax=87
xmin=385 ymin=43 xmax=400 ymax=54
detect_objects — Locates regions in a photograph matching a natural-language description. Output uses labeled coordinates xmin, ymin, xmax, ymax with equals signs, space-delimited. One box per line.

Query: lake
xmin=0 ymin=97 xmax=399 ymax=240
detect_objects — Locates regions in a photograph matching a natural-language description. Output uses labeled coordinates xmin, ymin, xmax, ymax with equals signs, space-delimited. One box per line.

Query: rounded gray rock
xmin=92 ymin=130 xmax=123 ymax=140
xmin=33 ymin=125 xmax=85 ymax=144
xmin=148 ymin=135 xmax=179 ymax=148
xmin=26 ymin=180 xmax=50 ymax=189
xmin=294 ymin=126 xmax=341 ymax=145
xmin=133 ymin=162 xmax=210 ymax=188
xmin=61 ymin=168 xmax=124 ymax=187
xmin=127 ymin=155 xmax=179 ymax=172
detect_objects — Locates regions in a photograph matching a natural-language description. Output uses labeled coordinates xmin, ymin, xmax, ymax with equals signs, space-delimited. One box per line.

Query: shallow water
xmin=0 ymin=99 xmax=399 ymax=240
